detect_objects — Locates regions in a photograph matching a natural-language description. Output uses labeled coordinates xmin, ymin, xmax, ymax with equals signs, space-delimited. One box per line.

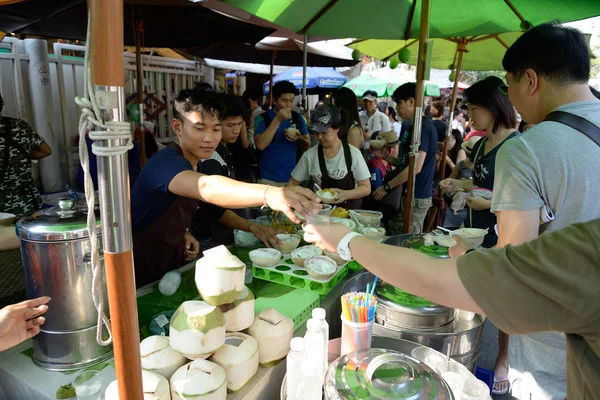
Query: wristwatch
xmin=383 ymin=182 xmax=392 ymax=193
xmin=337 ymin=232 xmax=363 ymax=261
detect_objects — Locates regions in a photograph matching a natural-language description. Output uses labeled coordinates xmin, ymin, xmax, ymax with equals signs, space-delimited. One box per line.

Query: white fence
xmin=0 ymin=38 xmax=210 ymax=187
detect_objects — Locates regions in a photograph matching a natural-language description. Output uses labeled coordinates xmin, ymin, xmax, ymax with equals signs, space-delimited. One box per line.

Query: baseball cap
xmin=309 ymin=104 xmax=342 ymax=134
xmin=362 ymin=90 xmax=378 ymax=102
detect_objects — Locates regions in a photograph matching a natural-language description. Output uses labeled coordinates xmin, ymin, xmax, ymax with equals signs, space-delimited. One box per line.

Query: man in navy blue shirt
xmin=254 ymin=81 xmax=310 ymax=186
xmin=130 ymin=85 xmax=319 ymax=287
xmin=372 ymin=83 xmax=437 ymax=234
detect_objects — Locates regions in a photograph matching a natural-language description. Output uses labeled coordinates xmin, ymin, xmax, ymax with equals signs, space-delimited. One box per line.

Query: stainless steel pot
xmin=385 ymin=233 xmax=451 ymax=258
xmin=16 ymin=199 xmax=112 ymax=370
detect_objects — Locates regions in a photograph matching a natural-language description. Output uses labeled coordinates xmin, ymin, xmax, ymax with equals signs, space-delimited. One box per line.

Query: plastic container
xmin=360 ymin=226 xmax=386 ymax=242
xmin=286 ymin=337 xmax=305 ymax=400
xmin=349 ymin=209 xmax=383 ymax=228
xmin=340 ymin=317 xmax=373 ymax=356
xmin=440 ymin=371 xmax=466 ymax=395
xmin=307 ymin=208 xmax=331 ymax=225
xmin=462 ymin=378 xmax=491 ymax=399
xmin=304 ymin=318 xmax=325 ymax=381
xmin=234 ymin=229 xmax=260 ymax=248
xmin=72 ymin=370 xmax=102 ymax=400
xmin=312 ymin=308 xmax=329 ymax=379
xmin=330 ymin=217 xmax=357 ymax=231
xmin=158 ymin=271 xmax=181 ymax=296
xmin=410 ymin=347 xmax=447 ymax=370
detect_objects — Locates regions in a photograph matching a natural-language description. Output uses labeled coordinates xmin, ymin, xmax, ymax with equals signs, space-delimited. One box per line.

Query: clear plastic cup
xmin=462 ymin=378 xmax=490 ymax=400
xmin=308 ymin=208 xmax=331 ymax=225
xmin=440 ymin=371 xmax=466 ymax=395
xmin=72 ymin=370 xmax=102 ymax=400
xmin=340 ymin=316 xmax=373 ymax=356
xmin=410 ymin=346 xmax=446 ymax=369
xmin=434 ymin=358 xmax=472 ymax=379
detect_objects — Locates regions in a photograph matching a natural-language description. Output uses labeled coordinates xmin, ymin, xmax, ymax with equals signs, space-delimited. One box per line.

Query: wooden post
xmin=135 ymin=19 xmax=146 ymax=165
xmin=90 ymin=0 xmax=144 ymax=398
xmin=269 ymin=51 xmax=276 ymax=109
xmin=403 ymin=0 xmax=430 ymax=233
xmin=440 ymin=39 xmax=467 ymax=180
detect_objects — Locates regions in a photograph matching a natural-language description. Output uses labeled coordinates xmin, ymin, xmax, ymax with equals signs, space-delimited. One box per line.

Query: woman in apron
xmin=287 ymin=104 xmax=371 ymax=209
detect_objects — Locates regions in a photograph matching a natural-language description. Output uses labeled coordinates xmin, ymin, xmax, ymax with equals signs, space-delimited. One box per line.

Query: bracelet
xmin=261 ymin=185 xmax=271 ymax=209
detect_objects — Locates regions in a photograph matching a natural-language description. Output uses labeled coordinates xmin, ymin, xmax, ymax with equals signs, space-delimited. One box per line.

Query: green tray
xmin=252 ymin=256 xmax=349 ymax=296
xmin=137 ymin=247 xmax=320 ymax=335
xmin=347 ymin=260 xmax=363 ymax=271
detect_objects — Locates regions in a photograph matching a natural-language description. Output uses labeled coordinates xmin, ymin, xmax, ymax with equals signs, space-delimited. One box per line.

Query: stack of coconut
xmin=105 ymin=246 xmax=294 ymax=400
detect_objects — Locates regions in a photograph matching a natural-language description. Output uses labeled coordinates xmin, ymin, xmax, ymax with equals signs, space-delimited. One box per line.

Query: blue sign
xmin=264 ymin=67 xmax=347 ymax=94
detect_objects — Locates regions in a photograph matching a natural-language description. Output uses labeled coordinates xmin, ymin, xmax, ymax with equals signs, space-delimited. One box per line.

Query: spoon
xmin=436 ymin=226 xmax=456 ymax=234
xmin=313 ymin=183 xmax=323 ymax=192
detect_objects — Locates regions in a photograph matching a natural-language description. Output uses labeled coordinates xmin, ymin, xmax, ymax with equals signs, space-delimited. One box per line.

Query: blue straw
xmin=369 ymin=276 xmax=378 ymax=301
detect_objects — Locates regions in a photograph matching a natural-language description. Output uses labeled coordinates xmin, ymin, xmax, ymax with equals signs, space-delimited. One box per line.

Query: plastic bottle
xmin=297 ymin=361 xmax=323 ymax=400
xmin=312 ymin=308 xmax=329 ymax=379
xmin=303 ymin=318 xmax=325 ymax=383
xmin=158 ymin=270 xmax=181 ymax=296
xmin=286 ymin=337 xmax=305 ymax=400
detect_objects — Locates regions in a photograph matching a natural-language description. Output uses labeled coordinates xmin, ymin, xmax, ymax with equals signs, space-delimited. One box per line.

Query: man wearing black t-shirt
xmin=372 ymin=83 xmax=437 ymax=234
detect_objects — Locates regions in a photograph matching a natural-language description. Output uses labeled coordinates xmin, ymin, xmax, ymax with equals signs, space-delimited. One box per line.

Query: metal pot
xmin=385 ymin=233 xmax=451 ymax=258
xmin=16 ymin=198 xmax=112 ymax=370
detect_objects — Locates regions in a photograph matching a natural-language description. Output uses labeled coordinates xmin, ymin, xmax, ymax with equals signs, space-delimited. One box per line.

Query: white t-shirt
xmin=451 ymin=119 xmax=464 ymax=136
xmin=392 ymin=121 xmax=402 ymax=138
xmin=291 ymin=143 xmax=371 ymax=187
xmin=359 ymin=110 xmax=391 ymax=149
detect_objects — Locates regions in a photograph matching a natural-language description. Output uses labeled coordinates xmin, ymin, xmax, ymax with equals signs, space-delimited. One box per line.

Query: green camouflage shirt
xmin=0 ymin=117 xmax=44 ymax=217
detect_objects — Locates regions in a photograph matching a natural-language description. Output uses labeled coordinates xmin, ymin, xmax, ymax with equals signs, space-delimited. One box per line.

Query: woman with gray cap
xmin=287 ymin=104 xmax=371 ymax=209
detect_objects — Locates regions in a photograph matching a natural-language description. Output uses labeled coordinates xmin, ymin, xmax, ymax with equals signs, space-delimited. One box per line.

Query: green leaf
xmin=56 ymin=384 xmax=76 ymax=399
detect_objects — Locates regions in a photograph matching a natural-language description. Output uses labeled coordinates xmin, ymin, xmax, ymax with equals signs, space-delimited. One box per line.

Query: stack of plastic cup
xmin=340 ymin=316 xmax=373 ymax=356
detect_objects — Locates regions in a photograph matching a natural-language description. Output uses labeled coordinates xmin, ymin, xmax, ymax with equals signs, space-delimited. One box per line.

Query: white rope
xmin=74 ymin=10 xmax=134 ymax=347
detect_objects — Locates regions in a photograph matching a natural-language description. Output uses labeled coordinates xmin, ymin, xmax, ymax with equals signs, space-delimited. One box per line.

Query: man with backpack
xmin=254 ymin=81 xmax=310 ymax=186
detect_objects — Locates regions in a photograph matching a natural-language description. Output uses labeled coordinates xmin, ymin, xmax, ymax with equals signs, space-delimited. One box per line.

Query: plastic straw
xmin=341 ymin=291 xmax=378 ymax=323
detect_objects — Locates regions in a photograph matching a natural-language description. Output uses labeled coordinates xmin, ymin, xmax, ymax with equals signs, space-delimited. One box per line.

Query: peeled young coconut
xmin=305 ymin=256 xmax=337 ymax=280
xmin=248 ymin=248 xmax=281 ymax=267
xmin=217 ymin=286 xmax=255 ymax=332
xmin=291 ymin=245 xmax=323 ymax=267
xmin=273 ymin=234 xmax=301 ymax=254
xmin=248 ymin=308 xmax=294 ymax=367
xmin=211 ymin=333 xmax=259 ymax=393
xmin=196 ymin=245 xmax=245 ymax=306
xmin=141 ymin=335 xmax=187 ymax=380
xmin=169 ymin=301 xmax=226 ymax=360
xmin=106 ymin=370 xmax=171 ymax=400
xmin=324 ymin=250 xmax=345 ymax=266
xmin=170 ymin=359 xmax=227 ymax=400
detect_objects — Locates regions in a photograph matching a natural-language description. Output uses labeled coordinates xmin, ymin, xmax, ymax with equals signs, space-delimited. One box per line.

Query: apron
xmin=133 ymin=144 xmax=199 ymax=287
xmin=317 ymin=141 xmax=363 ymax=209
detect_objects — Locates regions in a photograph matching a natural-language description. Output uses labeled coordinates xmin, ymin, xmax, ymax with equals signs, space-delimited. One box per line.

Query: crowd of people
xmin=1 ymin=19 xmax=599 ymax=400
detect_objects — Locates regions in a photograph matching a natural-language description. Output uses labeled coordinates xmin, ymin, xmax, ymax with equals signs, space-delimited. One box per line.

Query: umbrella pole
xmin=135 ymin=18 xmax=146 ymax=166
xmin=302 ymin=33 xmax=308 ymax=114
xmin=403 ymin=0 xmax=430 ymax=233
xmin=269 ymin=51 xmax=276 ymax=109
xmin=90 ymin=0 xmax=143 ymax=398
xmin=440 ymin=40 xmax=466 ymax=180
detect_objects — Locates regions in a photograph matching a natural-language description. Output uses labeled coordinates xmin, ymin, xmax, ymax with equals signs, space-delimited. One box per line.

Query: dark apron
xmin=133 ymin=144 xmax=199 ymax=287
xmin=317 ymin=141 xmax=363 ymax=210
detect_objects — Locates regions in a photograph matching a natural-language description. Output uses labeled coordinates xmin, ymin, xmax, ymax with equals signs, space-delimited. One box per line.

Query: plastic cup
xmin=340 ymin=316 xmax=373 ymax=356
xmin=308 ymin=208 xmax=331 ymax=225
xmin=72 ymin=370 xmax=102 ymax=400
xmin=440 ymin=371 xmax=466 ymax=395
xmin=410 ymin=346 xmax=446 ymax=369
xmin=462 ymin=378 xmax=490 ymax=399
xmin=434 ymin=359 xmax=472 ymax=378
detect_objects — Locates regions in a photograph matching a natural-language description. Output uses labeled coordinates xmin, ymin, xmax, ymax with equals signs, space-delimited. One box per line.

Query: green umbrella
xmin=343 ymin=69 xmax=440 ymax=97
xmin=221 ymin=0 xmax=600 ymax=40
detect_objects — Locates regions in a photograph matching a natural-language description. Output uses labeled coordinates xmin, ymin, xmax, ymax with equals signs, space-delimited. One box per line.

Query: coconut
xmin=106 ymin=370 xmax=171 ymax=400
xmin=211 ymin=333 xmax=259 ymax=393
xmin=324 ymin=250 xmax=345 ymax=266
xmin=217 ymin=286 xmax=254 ymax=332
xmin=291 ymin=245 xmax=323 ymax=267
xmin=273 ymin=234 xmax=301 ymax=254
xmin=248 ymin=308 xmax=294 ymax=367
xmin=361 ymin=227 xmax=385 ymax=242
xmin=196 ymin=245 xmax=245 ymax=306
xmin=248 ymin=248 xmax=281 ymax=267
xmin=169 ymin=301 xmax=225 ymax=360
xmin=141 ymin=336 xmax=187 ymax=380
xmin=305 ymin=256 xmax=337 ymax=280
xmin=170 ymin=359 xmax=227 ymax=400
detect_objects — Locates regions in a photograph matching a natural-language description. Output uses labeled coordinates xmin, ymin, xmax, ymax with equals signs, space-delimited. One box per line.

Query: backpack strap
xmin=544 ymin=111 xmax=600 ymax=147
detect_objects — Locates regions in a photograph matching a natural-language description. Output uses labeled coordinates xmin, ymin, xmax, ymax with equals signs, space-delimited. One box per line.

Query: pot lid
xmin=16 ymin=198 xmax=101 ymax=241
xmin=375 ymin=283 xmax=456 ymax=329
xmin=324 ymin=348 xmax=452 ymax=399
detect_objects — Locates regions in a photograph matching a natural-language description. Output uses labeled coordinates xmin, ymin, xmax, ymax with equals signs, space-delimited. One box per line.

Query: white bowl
xmin=249 ymin=249 xmax=282 ymax=267
xmin=452 ymin=228 xmax=488 ymax=247
xmin=291 ymin=245 xmax=323 ymax=267
xmin=331 ymin=217 xmax=357 ymax=231
xmin=316 ymin=189 xmax=337 ymax=205
xmin=304 ymin=256 xmax=337 ymax=280
xmin=273 ymin=234 xmax=301 ymax=254
xmin=361 ymin=227 xmax=386 ymax=242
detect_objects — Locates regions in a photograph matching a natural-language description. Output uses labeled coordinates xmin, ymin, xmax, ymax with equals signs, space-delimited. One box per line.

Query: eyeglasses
xmin=498 ymin=84 xmax=508 ymax=95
